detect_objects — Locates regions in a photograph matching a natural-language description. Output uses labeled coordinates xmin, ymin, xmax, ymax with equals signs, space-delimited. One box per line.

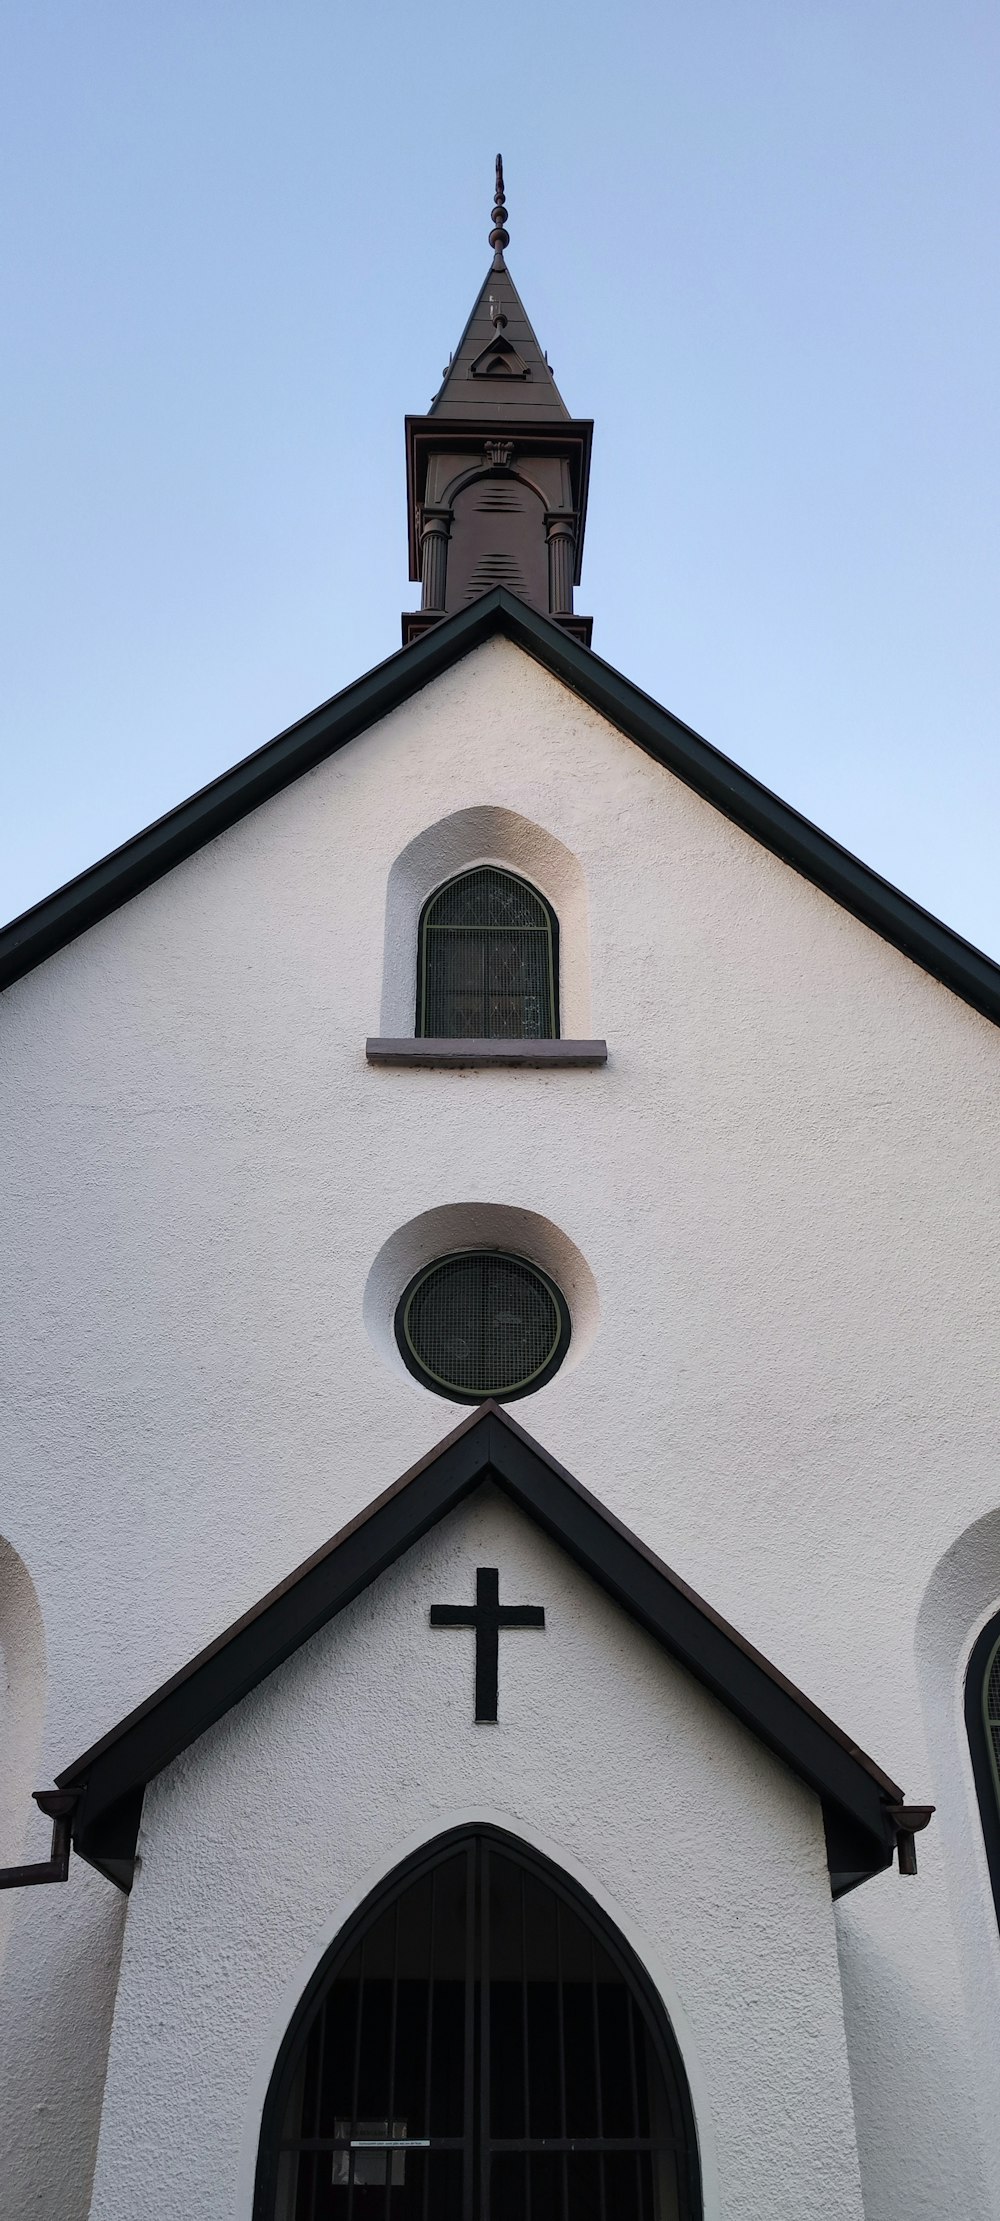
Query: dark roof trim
xmin=57 ymin=1402 xmax=908 ymax=1896
xmin=4 ymin=589 xmax=998 ymax=1029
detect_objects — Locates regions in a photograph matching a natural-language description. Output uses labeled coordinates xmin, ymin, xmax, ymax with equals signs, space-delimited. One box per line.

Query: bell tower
xmin=403 ymin=160 xmax=593 ymax=646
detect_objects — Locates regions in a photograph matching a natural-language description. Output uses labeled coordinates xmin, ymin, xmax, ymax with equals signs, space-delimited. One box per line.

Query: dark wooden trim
xmin=402 ymin=609 xmax=592 ymax=648
xmin=55 ymin=1402 xmax=908 ymax=1894
xmin=3 ymin=592 xmax=999 ymax=1031
xmin=367 ymin=1038 xmax=608 ymax=1067
xmin=965 ymin=1614 xmax=1000 ymax=1930
xmin=555 ymin=613 xmax=593 ymax=646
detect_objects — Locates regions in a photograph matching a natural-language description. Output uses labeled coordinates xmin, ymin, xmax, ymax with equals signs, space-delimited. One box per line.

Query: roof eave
xmin=55 ymin=1404 xmax=906 ymax=1898
xmin=0 ymin=596 xmax=518 ymax=992
xmin=3 ymin=589 xmax=999 ymax=1036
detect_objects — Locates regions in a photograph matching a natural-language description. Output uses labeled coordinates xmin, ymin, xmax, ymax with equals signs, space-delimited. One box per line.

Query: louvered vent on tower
xmin=463 ymin=555 xmax=530 ymax=600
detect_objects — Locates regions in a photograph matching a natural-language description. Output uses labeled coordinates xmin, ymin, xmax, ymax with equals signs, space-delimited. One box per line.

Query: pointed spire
xmin=429 ymin=159 xmax=569 ymax=421
xmin=489 ymin=153 xmax=509 ymax=269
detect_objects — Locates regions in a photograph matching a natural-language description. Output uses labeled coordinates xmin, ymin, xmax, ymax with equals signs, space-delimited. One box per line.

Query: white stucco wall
xmin=3 ymin=633 xmax=1000 ymax=2216
xmin=87 ymin=1488 xmax=865 ymax=2221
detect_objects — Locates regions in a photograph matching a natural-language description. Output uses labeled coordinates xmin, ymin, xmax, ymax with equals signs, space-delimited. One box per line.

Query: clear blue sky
xmin=4 ymin=2 xmax=999 ymax=955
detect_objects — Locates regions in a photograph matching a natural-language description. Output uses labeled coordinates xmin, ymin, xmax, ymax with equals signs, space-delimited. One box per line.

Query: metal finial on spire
xmin=489 ymin=152 xmax=509 ymax=268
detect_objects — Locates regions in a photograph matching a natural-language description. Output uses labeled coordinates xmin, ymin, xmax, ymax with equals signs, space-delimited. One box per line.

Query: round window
xmin=396 ymin=1250 xmax=571 ymax=1403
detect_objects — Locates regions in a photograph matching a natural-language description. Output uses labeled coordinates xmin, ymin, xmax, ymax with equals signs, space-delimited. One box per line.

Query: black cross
xmin=430 ymin=1566 xmax=545 ymax=1722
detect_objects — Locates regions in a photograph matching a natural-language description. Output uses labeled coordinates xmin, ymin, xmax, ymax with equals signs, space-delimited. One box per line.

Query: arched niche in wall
xmin=364 ymin=1201 xmax=599 ymax=1395
xmin=0 ymin=1535 xmax=47 ymax=1968
xmin=380 ymin=806 xmax=593 ymax=1040
xmin=912 ymin=1505 xmax=1000 ymax=2201
xmin=915 ymin=1503 xmax=1000 ymax=1915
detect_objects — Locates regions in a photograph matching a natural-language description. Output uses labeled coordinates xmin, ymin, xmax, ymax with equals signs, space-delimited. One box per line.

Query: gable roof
xmin=2 ymin=588 xmax=999 ymax=1029
xmin=55 ymin=1401 xmax=913 ymax=1898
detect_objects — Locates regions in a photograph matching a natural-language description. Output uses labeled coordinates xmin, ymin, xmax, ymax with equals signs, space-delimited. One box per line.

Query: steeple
xmin=429 ymin=159 xmax=570 ymax=424
xmin=403 ymin=159 xmax=593 ymax=645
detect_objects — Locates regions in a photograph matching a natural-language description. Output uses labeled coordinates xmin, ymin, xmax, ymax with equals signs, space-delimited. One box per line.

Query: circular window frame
xmin=394 ymin=1248 xmax=572 ymax=1404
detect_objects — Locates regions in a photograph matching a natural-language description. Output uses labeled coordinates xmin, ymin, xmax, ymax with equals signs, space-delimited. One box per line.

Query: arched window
xmin=417 ymin=868 xmax=558 ymax=1041
xmin=966 ymin=1613 xmax=1000 ymax=1926
xmin=255 ymin=1826 xmax=701 ymax=2221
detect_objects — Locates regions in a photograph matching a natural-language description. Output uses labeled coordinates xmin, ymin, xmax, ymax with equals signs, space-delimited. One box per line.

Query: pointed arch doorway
xmin=255 ymin=1826 xmax=701 ymax=2221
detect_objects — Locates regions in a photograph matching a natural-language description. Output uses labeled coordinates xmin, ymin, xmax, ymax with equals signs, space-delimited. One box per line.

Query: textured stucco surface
xmin=2 ymin=635 xmax=1000 ymax=2215
xmin=88 ymin=1489 xmax=865 ymax=2221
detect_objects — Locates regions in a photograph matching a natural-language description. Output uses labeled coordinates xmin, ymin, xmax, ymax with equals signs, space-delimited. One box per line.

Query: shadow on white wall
xmin=0 ymin=1535 xmax=46 ymax=1972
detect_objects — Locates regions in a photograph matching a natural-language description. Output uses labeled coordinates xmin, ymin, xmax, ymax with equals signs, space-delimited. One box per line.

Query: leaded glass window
xmin=255 ymin=1827 xmax=701 ymax=2220
xmin=985 ymin=1639 xmax=1000 ymax=1802
xmin=417 ymin=869 xmax=558 ymax=1040
xmin=395 ymin=1251 xmax=570 ymax=1403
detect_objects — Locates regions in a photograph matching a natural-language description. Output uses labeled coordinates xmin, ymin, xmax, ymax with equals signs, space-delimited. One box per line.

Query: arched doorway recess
xmin=255 ymin=1826 xmax=701 ymax=2220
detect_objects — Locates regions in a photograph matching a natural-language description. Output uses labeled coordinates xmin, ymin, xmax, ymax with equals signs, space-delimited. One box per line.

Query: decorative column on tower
xmin=419 ymin=510 xmax=451 ymax=611
xmin=545 ymin=513 xmax=577 ymax=616
xmin=402 ymin=158 xmax=593 ymax=646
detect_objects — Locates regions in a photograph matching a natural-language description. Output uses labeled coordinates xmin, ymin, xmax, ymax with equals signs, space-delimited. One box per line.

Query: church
xmin=2 ymin=162 xmax=1000 ymax=2221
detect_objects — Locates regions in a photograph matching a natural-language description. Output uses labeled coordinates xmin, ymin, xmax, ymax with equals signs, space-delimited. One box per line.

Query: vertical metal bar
xmin=420 ymin=1868 xmax=436 ymax=2221
xmin=346 ymin=1938 xmax=365 ymax=2221
xmin=385 ymin=1899 xmax=400 ymax=2221
xmin=590 ymin=1937 xmax=603 ymax=2135
xmin=306 ymin=2053 xmax=319 ymax=2221
xmin=591 ymin=1936 xmax=606 ymax=2221
xmin=555 ymin=1897 xmax=568 ymax=2221
xmin=418 ymin=903 xmax=427 ymax=1035
xmin=312 ymin=2004 xmax=324 ymax=2140
xmin=308 ymin=1997 xmax=328 ymax=2221
xmin=462 ymin=1843 xmax=476 ymax=2221
xmin=626 ymin=1990 xmax=642 ymax=2213
xmin=520 ymin=1865 xmax=532 ymax=2221
xmin=479 ymin=1841 xmax=491 ymax=2221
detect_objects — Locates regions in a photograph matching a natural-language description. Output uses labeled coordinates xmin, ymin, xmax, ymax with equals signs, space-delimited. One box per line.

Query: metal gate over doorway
xmin=257 ymin=1827 xmax=701 ymax=2221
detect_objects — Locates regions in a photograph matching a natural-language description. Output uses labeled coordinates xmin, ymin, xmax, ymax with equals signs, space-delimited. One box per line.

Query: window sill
xmin=366 ymin=1038 xmax=608 ymax=1069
